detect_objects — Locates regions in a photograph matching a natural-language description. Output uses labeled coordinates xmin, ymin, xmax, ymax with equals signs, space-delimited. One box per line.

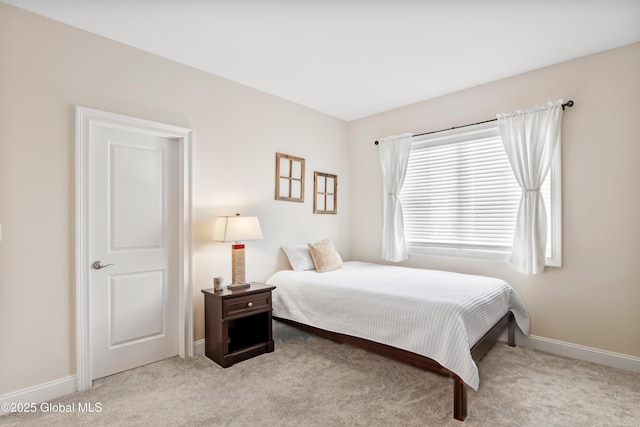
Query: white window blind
xmin=399 ymin=121 xmax=560 ymax=264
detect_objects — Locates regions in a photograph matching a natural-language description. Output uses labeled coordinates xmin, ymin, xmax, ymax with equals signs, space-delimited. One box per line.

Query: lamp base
xmin=231 ymin=243 xmax=246 ymax=284
xmin=227 ymin=283 xmax=250 ymax=290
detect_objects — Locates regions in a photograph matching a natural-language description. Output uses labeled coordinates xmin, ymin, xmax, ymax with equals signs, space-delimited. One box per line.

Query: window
xmin=399 ymin=121 xmax=561 ymax=266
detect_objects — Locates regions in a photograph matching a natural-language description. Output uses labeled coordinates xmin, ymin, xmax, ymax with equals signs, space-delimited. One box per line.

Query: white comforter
xmin=266 ymin=261 xmax=529 ymax=390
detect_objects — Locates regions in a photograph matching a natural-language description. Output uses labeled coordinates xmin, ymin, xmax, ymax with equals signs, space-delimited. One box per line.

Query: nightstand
xmin=202 ymin=282 xmax=276 ymax=368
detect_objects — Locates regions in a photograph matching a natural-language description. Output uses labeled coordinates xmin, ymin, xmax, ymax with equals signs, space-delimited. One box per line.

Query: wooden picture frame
xmin=275 ymin=153 xmax=305 ymax=202
xmin=313 ymin=172 xmax=337 ymax=214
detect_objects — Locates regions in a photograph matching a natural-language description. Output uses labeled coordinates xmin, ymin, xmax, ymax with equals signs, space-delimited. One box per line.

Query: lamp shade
xmin=213 ymin=215 xmax=263 ymax=242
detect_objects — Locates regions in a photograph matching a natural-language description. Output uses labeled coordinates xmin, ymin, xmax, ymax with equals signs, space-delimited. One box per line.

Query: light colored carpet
xmin=2 ymin=320 xmax=639 ymax=426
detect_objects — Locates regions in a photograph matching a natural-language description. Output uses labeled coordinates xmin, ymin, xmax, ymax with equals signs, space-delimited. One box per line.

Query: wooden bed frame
xmin=274 ymin=311 xmax=516 ymax=421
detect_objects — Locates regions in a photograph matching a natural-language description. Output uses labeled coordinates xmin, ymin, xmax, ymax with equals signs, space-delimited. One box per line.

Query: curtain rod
xmin=374 ymin=100 xmax=574 ymax=145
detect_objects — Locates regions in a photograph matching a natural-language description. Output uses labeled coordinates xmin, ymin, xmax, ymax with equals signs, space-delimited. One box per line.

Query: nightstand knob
xmin=247 ymin=302 xmax=253 ymax=307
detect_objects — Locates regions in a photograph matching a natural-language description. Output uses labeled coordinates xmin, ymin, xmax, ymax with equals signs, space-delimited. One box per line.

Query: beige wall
xmin=0 ymin=4 xmax=349 ymax=394
xmin=348 ymin=42 xmax=640 ymax=358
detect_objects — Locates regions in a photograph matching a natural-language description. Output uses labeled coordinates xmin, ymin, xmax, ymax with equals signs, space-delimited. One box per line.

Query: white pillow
xmin=281 ymin=244 xmax=316 ymax=271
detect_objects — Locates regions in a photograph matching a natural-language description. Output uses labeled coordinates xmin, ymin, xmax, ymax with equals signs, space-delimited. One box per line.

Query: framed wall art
xmin=275 ymin=152 xmax=305 ymax=202
xmin=313 ymin=172 xmax=337 ymax=214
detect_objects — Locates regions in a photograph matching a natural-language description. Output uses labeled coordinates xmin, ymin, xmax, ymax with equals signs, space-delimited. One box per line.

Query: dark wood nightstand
xmin=201 ymin=282 xmax=276 ymax=368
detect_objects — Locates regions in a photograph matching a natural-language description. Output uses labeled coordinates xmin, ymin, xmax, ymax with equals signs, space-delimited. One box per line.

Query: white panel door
xmin=89 ymin=125 xmax=178 ymax=380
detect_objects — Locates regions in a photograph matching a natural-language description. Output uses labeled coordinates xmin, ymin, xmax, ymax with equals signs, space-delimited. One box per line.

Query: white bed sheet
xmin=266 ymin=261 xmax=529 ymax=390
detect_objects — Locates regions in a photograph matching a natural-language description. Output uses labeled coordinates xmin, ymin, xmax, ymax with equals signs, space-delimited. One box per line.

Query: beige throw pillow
xmin=308 ymin=239 xmax=343 ymax=272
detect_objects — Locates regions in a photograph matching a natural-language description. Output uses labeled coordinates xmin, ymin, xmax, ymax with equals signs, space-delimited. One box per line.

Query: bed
xmin=266 ymin=261 xmax=529 ymax=421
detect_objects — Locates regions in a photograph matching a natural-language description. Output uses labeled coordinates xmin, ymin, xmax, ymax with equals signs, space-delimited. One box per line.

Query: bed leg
xmin=453 ymin=377 xmax=467 ymax=421
xmin=508 ymin=311 xmax=516 ymax=347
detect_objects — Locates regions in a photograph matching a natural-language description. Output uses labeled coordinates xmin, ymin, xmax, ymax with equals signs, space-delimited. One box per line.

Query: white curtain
xmin=379 ymin=133 xmax=413 ymax=262
xmin=497 ymin=100 xmax=563 ymax=274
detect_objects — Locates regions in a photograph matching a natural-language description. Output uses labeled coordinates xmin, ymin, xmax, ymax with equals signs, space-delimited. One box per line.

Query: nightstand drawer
xmin=223 ymin=292 xmax=271 ymax=318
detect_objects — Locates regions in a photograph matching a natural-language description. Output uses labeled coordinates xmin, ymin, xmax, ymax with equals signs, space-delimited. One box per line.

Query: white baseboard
xmin=194 ymin=339 xmax=205 ymax=356
xmin=521 ymin=334 xmax=640 ymax=373
xmin=0 ymin=375 xmax=76 ymax=416
xmin=499 ymin=330 xmax=640 ymax=373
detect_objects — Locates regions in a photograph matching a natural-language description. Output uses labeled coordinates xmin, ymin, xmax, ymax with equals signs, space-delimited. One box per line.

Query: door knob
xmin=92 ymin=261 xmax=114 ymax=270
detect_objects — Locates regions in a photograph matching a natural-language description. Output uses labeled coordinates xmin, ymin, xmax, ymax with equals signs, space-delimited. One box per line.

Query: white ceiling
xmin=3 ymin=0 xmax=640 ymax=121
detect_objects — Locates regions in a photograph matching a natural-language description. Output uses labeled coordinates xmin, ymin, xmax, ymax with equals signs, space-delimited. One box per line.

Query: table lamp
xmin=213 ymin=213 xmax=263 ymax=289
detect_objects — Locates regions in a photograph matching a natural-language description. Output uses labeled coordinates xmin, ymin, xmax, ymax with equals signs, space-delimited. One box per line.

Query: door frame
xmin=75 ymin=106 xmax=193 ymax=391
